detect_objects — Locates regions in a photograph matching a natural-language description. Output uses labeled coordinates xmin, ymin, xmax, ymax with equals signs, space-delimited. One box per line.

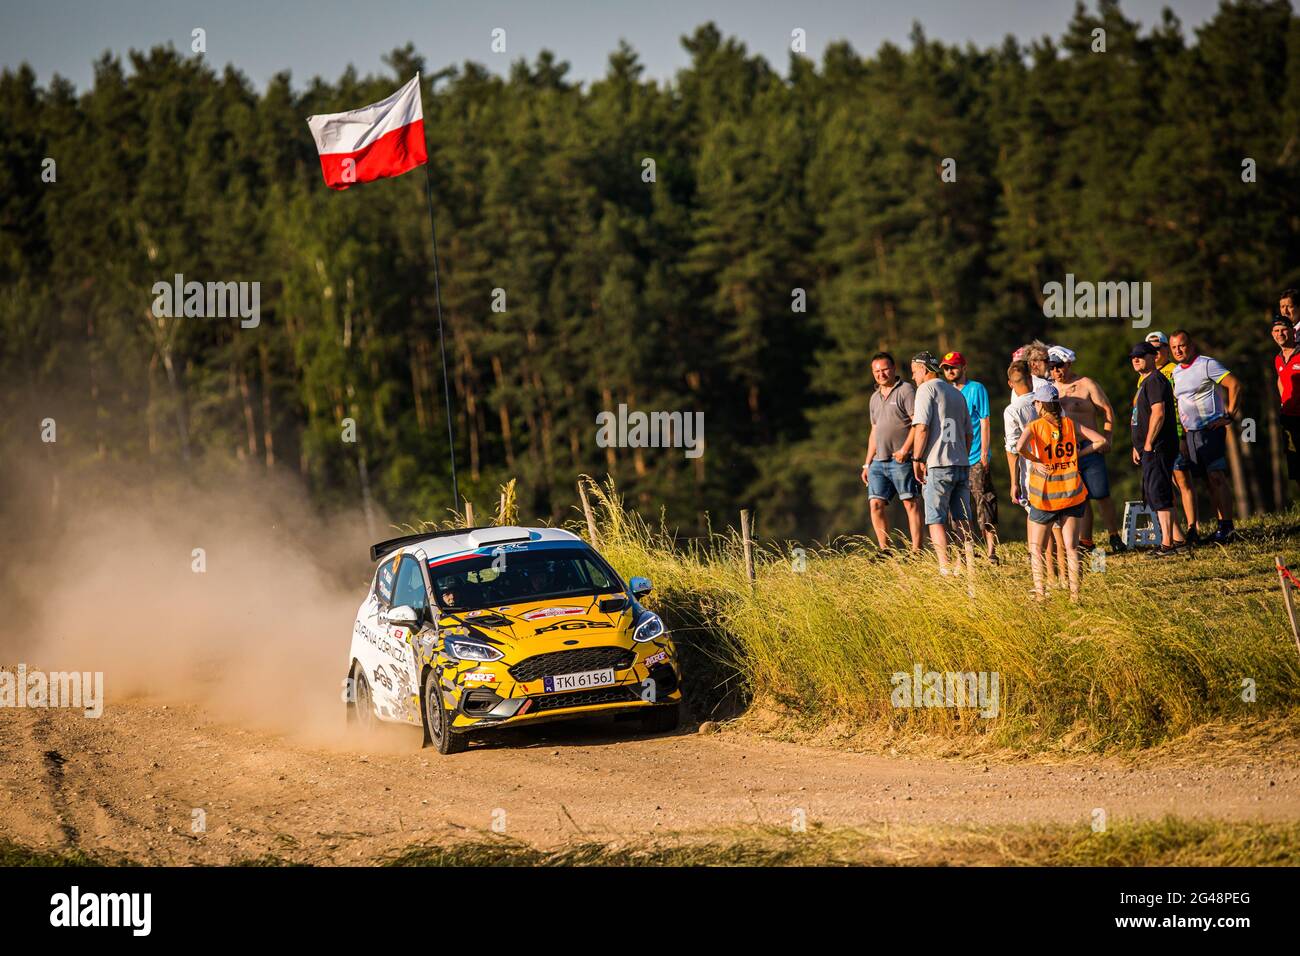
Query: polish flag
xmin=306 ymin=74 xmax=427 ymax=190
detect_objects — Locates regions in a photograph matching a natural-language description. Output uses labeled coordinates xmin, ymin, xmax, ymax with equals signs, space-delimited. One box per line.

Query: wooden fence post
xmin=1276 ymin=556 xmax=1300 ymax=661
xmin=578 ymin=480 xmax=601 ymax=547
xmin=741 ymin=509 xmax=755 ymax=586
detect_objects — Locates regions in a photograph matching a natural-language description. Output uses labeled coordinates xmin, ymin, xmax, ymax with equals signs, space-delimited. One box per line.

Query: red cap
xmin=941 ymin=351 xmax=966 ymax=368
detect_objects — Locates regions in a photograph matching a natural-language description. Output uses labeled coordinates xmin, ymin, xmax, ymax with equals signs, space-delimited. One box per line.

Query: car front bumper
xmin=443 ymin=645 xmax=681 ymax=733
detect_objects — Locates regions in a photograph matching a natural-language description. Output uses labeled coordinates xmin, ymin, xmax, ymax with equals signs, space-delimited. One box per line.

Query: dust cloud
xmin=0 ymin=461 xmax=392 ymax=745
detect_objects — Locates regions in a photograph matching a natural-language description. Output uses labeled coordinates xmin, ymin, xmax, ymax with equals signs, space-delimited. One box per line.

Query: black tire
xmin=422 ymin=667 xmax=468 ymax=754
xmin=349 ymin=665 xmax=377 ymax=735
xmin=641 ymin=702 xmax=680 ymax=734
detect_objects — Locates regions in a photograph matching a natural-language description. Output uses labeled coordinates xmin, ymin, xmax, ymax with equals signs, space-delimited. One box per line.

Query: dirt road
xmin=3 ymin=699 xmax=1298 ymax=865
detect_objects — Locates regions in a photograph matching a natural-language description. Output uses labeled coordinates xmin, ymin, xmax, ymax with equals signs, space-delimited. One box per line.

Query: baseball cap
xmin=911 ymin=351 xmax=941 ymax=373
xmin=1047 ymin=345 xmax=1076 ymax=364
xmin=940 ymin=350 xmax=966 ymax=368
xmin=1272 ymin=315 xmax=1291 ymax=330
xmin=1031 ymin=382 xmax=1059 ymax=403
xmin=1146 ymin=331 xmax=1169 ymax=345
xmin=1127 ymin=341 xmax=1159 ymax=359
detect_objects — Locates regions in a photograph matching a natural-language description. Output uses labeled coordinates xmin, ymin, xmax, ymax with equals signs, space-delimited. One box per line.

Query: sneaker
xmin=1078 ymin=538 xmax=1095 ymax=554
xmin=1184 ymin=527 xmax=1201 ymax=547
xmin=986 ymin=553 xmax=1001 ymax=567
xmin=1211 ymin=528 xmax=1238 ymax=545
xmin=1145 ymin=545 xmax=1173 ymax=559
xmin=1108 ymin=534 xmax=1129 ymax=553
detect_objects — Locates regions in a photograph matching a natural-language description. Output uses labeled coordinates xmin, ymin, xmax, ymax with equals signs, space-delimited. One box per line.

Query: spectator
xmin=861 ymin=352 xmax=923 ymax=553
xmin=1272 ymin=316 xmax=1300 ymax=493
xmin=1015 ymin=341 xmax=1052 ymax=395
xmin=1005 ymin=360 xmax=1065 ymax=584
xmin=1048 ymin=345 xmax=1125 ymax=553
xmin=1145 ymin=330 xmax=1197 ymax=541
xmin=1169 ymin=330 xmax=1243 ymax=544
xmin=1281 ymin=288 xmax=1297 ymax=334
xmin=942 ymin=351 xmax=998 ymax=563
xmin=1129 ymin=342 xmax=1184 ymax=555
xmin=1003 ymin=360 xmax=1038 ymax=509
xmin=1017 ymin=383 xmax=1110 ymax=601
xmin=910 ymin=351 xmax=974 ymax=575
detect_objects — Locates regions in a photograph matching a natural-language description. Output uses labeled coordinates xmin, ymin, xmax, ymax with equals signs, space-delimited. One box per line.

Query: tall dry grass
xmin=584 ymin=479 xmax=1300 ymax=752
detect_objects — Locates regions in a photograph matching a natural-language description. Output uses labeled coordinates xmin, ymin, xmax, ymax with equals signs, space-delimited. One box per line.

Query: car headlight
xmin=633 ymin=612 xmax=665 ymax=643
xmin=446 ymin=640 xmax=505 ymax=662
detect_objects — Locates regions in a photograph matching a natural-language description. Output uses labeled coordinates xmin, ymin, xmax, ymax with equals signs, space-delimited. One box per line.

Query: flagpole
xmin=422 ymin=163 xmax=460 ymax=513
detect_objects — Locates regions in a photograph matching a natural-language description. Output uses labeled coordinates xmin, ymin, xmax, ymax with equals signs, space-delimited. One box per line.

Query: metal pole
xmin=423 ymin=164 xmax=459 ymax=510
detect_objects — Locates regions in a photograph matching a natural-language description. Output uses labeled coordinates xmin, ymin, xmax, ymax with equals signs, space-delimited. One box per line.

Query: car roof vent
xmin=466 ymin=526 xmax=533 ymax=548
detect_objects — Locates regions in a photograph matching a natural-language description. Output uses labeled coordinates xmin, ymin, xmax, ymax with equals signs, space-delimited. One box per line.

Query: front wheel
xmin=422 ymin=668 xmax=468 ymax=754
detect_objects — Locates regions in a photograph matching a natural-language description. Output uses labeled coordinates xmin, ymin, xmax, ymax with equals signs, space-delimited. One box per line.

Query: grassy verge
xmin=0 ymin=841 xmax=129 ymax=867
xmin=586 ymin=480 xmax=1300 ymax=753
xmin=385 ymin=818 xmax=1300 ymax=867
xmin=7 ymin=818 xmax=1297 ymax=867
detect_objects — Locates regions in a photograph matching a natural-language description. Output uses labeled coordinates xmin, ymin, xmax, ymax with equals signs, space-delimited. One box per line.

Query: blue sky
xmin=1 ymin=0 xmax=1222 ymax=91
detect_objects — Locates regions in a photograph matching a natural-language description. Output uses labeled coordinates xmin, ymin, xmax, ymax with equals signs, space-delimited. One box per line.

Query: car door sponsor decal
xmin=354 ymin=620 xmax=409 ymax=664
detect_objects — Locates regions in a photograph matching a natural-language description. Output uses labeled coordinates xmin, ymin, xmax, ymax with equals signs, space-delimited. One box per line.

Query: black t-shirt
xmin=1132 ymin=371 xmax=1178 ymax=458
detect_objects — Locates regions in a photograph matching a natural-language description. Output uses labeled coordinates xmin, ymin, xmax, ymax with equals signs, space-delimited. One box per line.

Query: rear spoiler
xmin=369 ymin=527 xmax=493 ymax=563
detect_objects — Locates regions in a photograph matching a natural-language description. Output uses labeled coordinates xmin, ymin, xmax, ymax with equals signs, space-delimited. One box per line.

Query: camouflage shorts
xmin=968 ymin=461 xmax=999 ymax=532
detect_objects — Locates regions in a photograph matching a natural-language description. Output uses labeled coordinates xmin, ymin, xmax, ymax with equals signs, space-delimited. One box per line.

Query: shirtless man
xmin=1047 ymin=345 xmax=1126 ymax=553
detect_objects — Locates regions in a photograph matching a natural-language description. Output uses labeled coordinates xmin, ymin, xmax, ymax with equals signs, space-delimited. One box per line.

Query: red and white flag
xmin=307 ymin=74 xmax=427 ymax=190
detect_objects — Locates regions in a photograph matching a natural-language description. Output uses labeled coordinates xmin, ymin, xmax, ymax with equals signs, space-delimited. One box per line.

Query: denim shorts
xmin=1077 ymin=452 xmax=1110 ymax=499
xmin=868 ymin=459 xmax=919 ymax=502
xmin=922 ymin=465 xmax=972 ymax=526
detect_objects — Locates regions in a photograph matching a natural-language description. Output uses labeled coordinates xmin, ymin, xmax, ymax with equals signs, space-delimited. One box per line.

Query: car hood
xmin=436 ymin=595 xmax=634 ymax=649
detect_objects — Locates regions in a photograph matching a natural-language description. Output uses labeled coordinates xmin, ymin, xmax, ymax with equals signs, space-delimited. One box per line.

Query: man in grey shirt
xmin=861 ymin=352 xmax=922 ymax=553
xmin=910 ymin=351 xmax=974 ymax=573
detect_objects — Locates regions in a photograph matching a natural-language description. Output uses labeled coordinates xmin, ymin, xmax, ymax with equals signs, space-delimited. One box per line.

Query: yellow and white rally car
xmin=345 ymin=526 xmax=682 ymax=753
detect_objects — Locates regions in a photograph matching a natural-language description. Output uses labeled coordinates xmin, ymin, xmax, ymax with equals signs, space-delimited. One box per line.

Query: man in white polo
xmin=1169 ymin=330 xmax=1243 ymax=545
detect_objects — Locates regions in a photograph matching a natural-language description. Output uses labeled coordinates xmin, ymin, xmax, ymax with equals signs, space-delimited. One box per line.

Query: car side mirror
xmin=386 ymin=605 xmax=419 ymax=628
xmin=629 ymin=576 xmax=652 ymax=598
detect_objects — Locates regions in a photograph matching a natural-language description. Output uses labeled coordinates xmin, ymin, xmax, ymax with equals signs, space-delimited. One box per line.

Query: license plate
xmin=543 ymin=668 xmax=615 ymax=693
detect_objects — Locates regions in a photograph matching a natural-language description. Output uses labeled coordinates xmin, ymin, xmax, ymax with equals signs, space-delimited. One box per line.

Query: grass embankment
xmin=585 ymin=480 xmax=1300 ymax=753
xmin=6 ymin=818 xmax=1297 ymax=866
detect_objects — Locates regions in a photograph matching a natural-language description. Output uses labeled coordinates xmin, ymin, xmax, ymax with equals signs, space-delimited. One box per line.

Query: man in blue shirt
xmin=942 ymin=351 xmax=998 ymax=563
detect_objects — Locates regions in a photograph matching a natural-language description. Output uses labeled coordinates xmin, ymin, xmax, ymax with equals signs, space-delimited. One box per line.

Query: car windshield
xmin=429 ymin=547 xmax=623 ymax=612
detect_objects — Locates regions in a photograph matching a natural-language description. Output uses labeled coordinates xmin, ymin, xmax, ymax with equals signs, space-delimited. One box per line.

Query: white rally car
xmin=344 ymin=525 xmax=683 ymax=753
